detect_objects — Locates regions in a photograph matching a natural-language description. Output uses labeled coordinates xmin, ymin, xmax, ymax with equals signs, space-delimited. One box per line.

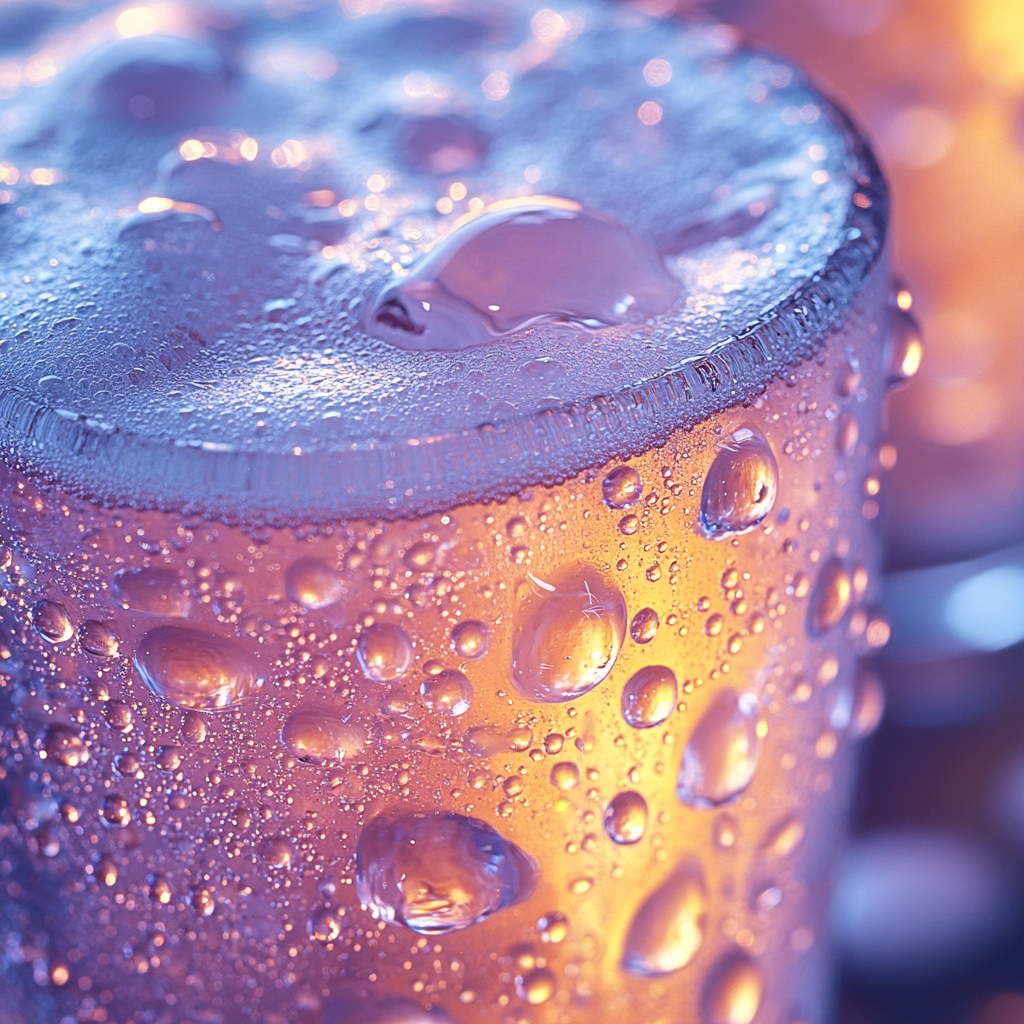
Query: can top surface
xmin=0 ymin=0 xmax=886 ymax=522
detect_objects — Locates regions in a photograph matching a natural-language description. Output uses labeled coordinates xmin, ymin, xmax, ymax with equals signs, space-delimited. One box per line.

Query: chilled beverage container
xmin=0 ymin=2 xmax=907 ymax=1021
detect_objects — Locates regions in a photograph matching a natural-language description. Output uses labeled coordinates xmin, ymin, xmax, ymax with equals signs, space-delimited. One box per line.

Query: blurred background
xmin=703 ymin=0 xmax=1024 ymax=1021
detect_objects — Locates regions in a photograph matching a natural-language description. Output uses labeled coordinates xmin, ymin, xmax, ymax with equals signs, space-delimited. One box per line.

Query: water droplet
xmin=111 ymin=567 xmax=190 ymax=617
xmin=309 ymin=907 xmax=342 ymax=943
xmin=148 ymin=874 xmax=171 ymax=904
xmin=134 ymin=625 xmax=263 ymax=709
xmin=101 ymin=794 xmax=131 ymax=828
xmin=87 ymin=35 xmax=232 ymax=124
xmin=678 ymin=690 xmax=762 ymax=807
xmin=450 ymin=620 xmax=490 ymax=659
xmin=809 ymin=558 xmax=852 ymax=634
xmin=605 ymin=791 xmax=648 ymax=844
xmin=281 ymin=707 xmax=366 ymax=764
xmin=32 ymin=600 xmax=73 ymax=643
xmin=621 ymin=665 xmax=677 ymax=729
xmin=849 ymin=668 xmax=885 ymax=738
xmin=115 ymin=751 xmax=141 ymax=777
xmin=543 ymin=733 xmax=565 ymax=755
xmin=355 ymin=811 xmax=536 ymax=934
xmin=538 ymin=911 xmax=569 ymax=943
xmin=259 ymin=836 xmax=293 ymax=869
xmin=398 ymin=113 xmax=489 ymax=174
xmin=886 ymin=308 xmax=923 ymax=388
xmin=192 ymin=888 xmax=216 ymax=917
xmin=404 ymin=541 xmax=438 ymax=570
xmin=762 ymin=816 xmax=805 ymax=859
xmin=182 ymin=709 xmax=207 ymax=744
xmin=367 ymin=196 xmax=680 ymax=351
xmin=621 ymin=859 xmax=707 ymax=976
xmin=357 ymin=623 xmax=414 ymax=682
xmin=702 ymin=956 xmax=764 ymax=1024
xmin=705 ymin=613 xmax=724 ymax=637
xmin=79 ymin=619 xmax=120 ymax=657
xmin=105 ymin=700 xmax=134 ymax=733
xmin=516 ymin=966 xmax=555 ymax=1004
xmin=43 ymin=723 xmax=89 ymax=767
xmin=38 ymin=823 xmax=60 ymax=858
xmin=619 ymin=514 xmax=640 ymax=535
xmin=700 ymin=427 xmax=778 ymax=538
xmin=155 ymin=744 xmax=183 ymax=771
xmin=96 ymin=855 xmax=118 ymax=887
xmin=603 ymin=466 xmax=643 ymax=508
xmin=714 ymin=813 xmax=739 ymax=849
xmin=836 ymin=413 xmax=859 ymax=456
xmin=511 ymin=565 xmax=626 ymax=703
xmin=630 ymin=607 xmax=659 ymax=643
xmin=420 ymin=669 xmax=473 ymax=716
xmin=285 ymin=557 xmax=343 ymax=610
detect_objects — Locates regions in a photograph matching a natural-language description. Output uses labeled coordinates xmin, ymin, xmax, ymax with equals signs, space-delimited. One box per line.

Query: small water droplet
xmin=705 ymin=613 xmax=724 ymax=637
xmin=702 ymin=955 xmax=764 ymax=1024
xmin=678 ymin=690 xmax=762 ymax=807
xmin=603 ymin=466 xmax=643 ymax=509
xmin=549 ymin=761 xmax=579 ymax=790
xmin=836 ymin=414 xmax=859 ymax=456
xmin=367 ymin=196 xmax=680 ymax=351
xmin=182 ymin=709 xmax=207 ymax=744
xmin=105 ymin=700 xmax=134 ymax=733
xmin=155 ymin=744 xmax=183 ymax=771
xmin=148 ymin=874 xmax=171 ymax=904
xmin=101 ymin=794 xmax=131 ymax=828
xmin=281 ymin=707 xmax=366 ymax=764
xmin=621 ymin=859 xmax=707 ymax=976
xmin=111 ymin=567 xmax=190 ymax=617
xmin=762 ymin=816 xmax=805 ymax=859
xmin=714 ymin=813 xmax=739 ymax=849
xmin=621 ymin=665 xmax=677 ymax=729
xmin=355 ymin=811 xmax=536 ymax=934
xmin=357 ymin=623 xmax=414 ymax=682
xmin=809 ymin=558 xmax=852 ymax=634
xmin=32 ymin=600 xmax=73 ymax=643
xmin=420 ymin=669 xmax=473 ymax=716
xmin=96 ymin=854 xmax=118 ymax=886
xmin=134 ymin=625 xmax=263 ymax=709
xmin=849 ymin=668 xmax=885 ymax=738
xmin=309 ymin=907 xmax=342 ymax=943
xmin=192 ymin=888 xmax=216 ymax=917
xmin=886 ymin=308 xmax=923 ymax=388
xmin=79 ymin=619 xmax=120 ymax=657
xmin=43 ymin=723 xmax=89 ymax=767
xmin=511 ymin=565 xmax=626 ymax=703
xmin=516 ymin=966 xmax=555 ymax=1004
xmin=700 ymin=427 xmax=778 ymax=538
xmin=605 ymin=791 xmax=648 ymax=844
xmin=285 ymin=557 xmax=343 ymax=609
xmin=537 ymin=910 xmax=569 ymax=943
xmin=259 ymin=836 xmax=293 ymax=869
xmin=450 ymin=620 xmax=490 ymax=659
xmin=619 ymin=513 xmax=640 ymax=535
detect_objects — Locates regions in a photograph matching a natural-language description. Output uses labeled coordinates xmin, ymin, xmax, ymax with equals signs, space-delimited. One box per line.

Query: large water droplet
xmin=366 ymin=196 xmax=679 ymax=351
xmin=809 ymin=558 xmax=852 ymax=635
xmin=398 ymin=114 xmax=489 ymax=174
xmin=111 ymin=567 xmax=190 ymax=617
xmin=420 ymin=669 xmax=473 ymax=716
xmin=677 ymin=690 xmax=762 ymax=807
xmin=79 ymin=619 xmax=120 ymax=657
xmin=605 ymin=791 xmax=648 ymax=844
xmin=285 ymin=557 xmax=343 ymax=610
xmin=621 ymin=859 xmax=707 ymax=976
xmin=700 ymin=427 xmax=778 ymax=538
xmin=133 ymin=625 xmax=263 ymax=709
xmin=516 ymin=966 xmax=556 ymax=1004
xmin=702 ymin=956 xmax=764 ymax=1024
xmin=511 ymin=566 xmax=626 ymax=703
xmin=622 ymin=665 xmax=677 ymax=729
xmin=550 ymin=762 xmax=579 ymax=790
xmin=259 ymin=836 xmax=293 ymax=869
xmin=355 ymin=811 xmax=536 ymax=934
xmin=630 ymin=607 xmax=659 ymax=643
xmin=603 ymin=466 xmax=643 ymax=509
xmin=357 ymin=623 xmax=414 ymax=682
xmin=43 ymin=723 xmax=89 ymax=767
xmin=309 ymin=907 xmax=342 ymax=943
xmin=450 ymin=620 xmax=490 ymax=659
xmin=280 ymin=707 xmax=366 ymax=765
xmin=86 ymin=35 xmax=232 ymax=124
xmin=33 ymin=600 xmax=73 ymax=643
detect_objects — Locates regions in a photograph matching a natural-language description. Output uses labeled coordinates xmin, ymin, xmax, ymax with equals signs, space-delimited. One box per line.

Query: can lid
xmin=0 ymin=0 xmax=886 ymax=523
